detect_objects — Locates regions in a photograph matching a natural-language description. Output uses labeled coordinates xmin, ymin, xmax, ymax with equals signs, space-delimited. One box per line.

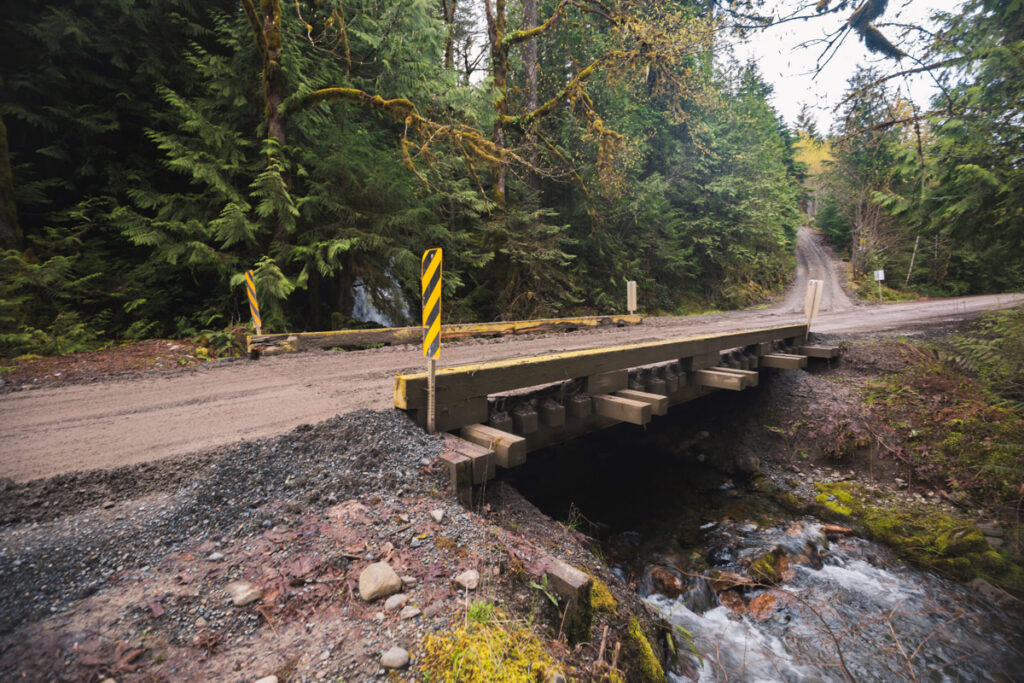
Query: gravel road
xmin=3 ymin=229 xmax=1023 ymax=482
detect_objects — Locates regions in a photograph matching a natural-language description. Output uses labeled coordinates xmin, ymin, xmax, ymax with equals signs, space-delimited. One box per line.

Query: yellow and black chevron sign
xmin=421 ymin=248 xmax=442 ymax=359
xmin=245 ymin=269 xmax=261 ymax=332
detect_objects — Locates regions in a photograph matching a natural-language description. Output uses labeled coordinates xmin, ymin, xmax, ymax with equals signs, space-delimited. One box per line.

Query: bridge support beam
xmin=593 ymin=394 xmax=652 ymax=425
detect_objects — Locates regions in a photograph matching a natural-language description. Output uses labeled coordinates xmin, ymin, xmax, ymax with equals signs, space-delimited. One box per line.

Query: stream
xmin=511 ymin=421 xmax=1024 ymax=681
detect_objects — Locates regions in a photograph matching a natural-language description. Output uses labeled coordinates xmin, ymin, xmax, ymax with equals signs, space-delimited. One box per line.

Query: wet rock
xmin=748 ymin=592 xmax=776 ymax=620
xmin=969 ymin=578 xmax=1017 ymax=608
xmin=226 ymin=580 xmax=261 ymax=606
xmin=749 ymin=548 xmax=790 ymax=584
xmin=681 ymin=577 xmax=718 ymax=613
xmin=359 ymin=562 xmax=402 ymax=602
xmin=718 ymin=590 xmax=746 ymax=615
xmin=645 ymin=566 xmax=683 ymax=599
xmin=381 ymin=646 xmax=409 ymax=669
xmin=708 ymin=545 xmax=736 ymax=566
xmin=454 ymin=569 xmax=480 ymax=590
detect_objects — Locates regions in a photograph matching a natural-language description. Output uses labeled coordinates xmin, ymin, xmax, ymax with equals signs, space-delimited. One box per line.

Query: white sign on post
xmin=873 ymin=270 xmax=885 ymax=281
xmin=627 ymin=280 xmax=637 ymax=314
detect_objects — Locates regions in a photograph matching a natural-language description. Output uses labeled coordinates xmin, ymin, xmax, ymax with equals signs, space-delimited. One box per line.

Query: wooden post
xmin=428 ymin=357 xmax=437 ymax=434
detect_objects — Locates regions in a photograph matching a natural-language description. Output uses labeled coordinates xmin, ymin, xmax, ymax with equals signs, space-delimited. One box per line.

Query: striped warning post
xmin=245 ymin=270 xmax=262 ymax=334
xmin=421 ymin=248 xmax=442 ymax=359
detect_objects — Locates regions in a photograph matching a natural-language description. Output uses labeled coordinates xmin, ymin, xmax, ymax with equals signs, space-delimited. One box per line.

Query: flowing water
xmin=511 ymin=423 xmax=1024 ymax=682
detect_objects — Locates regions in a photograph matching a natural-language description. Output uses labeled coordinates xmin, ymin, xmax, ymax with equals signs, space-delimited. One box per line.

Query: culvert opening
xmin=503 ymin=386 xmax=766 ymax=536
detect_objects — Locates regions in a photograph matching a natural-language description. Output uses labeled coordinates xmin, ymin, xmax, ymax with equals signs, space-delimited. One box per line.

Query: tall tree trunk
xmin=523 ymin=0 xmax=537 ymax=113
xmin=0 ymin=109 xmax=20 ymax=251
xmin=484 ymin=0 xmax=508 ymax=203
xmin=262 ymin=0 xmax=286 ymax=150
xmin=442 ymin=0 xmax=457 ymax=71
xmin=522 ymin=0 xmax=538 ymax=190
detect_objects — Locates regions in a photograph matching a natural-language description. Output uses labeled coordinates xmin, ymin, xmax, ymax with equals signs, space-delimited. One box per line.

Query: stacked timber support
xmin=393 ymin=324 xmax=841 ymax=505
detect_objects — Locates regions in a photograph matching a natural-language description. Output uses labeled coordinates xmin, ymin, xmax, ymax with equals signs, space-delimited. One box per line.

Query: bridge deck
xmin=393 ymin=324 xmax=840 ymax=503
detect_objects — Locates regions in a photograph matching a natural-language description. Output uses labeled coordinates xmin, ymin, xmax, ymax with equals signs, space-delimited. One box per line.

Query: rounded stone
xmin=380 ymin=646 xmax=410 ymax=669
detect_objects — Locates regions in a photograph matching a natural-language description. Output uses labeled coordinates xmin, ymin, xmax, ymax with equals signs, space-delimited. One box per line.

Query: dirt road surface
xmin=3 ymin=229 xmax=1023 ymax=482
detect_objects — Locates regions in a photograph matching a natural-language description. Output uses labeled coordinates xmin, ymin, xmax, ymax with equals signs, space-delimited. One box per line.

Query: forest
xmin=0 ymin=0 xmax=1021 ymax=356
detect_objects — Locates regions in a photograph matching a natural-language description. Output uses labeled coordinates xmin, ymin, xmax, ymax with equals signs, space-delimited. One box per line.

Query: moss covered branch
xmin=503 ymin=0 xmax=570 ymax=46
xmin=503 ymin=51 xmax=628 ymax=128
xmin=240 ymin=0 xmax=267 ymax=58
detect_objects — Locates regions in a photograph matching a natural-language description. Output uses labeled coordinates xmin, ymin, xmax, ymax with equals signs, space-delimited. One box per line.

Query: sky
xmin=728 ymin=0 xmax=966 ymax=132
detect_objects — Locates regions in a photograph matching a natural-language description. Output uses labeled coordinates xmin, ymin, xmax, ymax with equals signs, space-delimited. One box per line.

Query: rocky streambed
xmin=511 ymin=366 xmax=1024 ymax=682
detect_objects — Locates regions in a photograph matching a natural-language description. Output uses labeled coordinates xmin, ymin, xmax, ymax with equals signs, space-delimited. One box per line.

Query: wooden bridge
xmin=393 ymin=323 xmax=839 ymax=504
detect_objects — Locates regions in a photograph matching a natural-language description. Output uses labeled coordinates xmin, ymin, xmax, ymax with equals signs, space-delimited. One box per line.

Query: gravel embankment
xmin=0 ymin=409 xmax=444 ymax=633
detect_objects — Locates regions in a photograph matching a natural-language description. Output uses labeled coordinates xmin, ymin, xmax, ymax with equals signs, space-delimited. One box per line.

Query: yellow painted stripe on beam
xmin=394 ymin=323 xmax=807 ymax=409
xmin=402 ymin=324 xmax=805 ymax=381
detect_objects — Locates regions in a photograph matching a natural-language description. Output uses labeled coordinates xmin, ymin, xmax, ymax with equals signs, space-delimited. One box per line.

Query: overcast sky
xmin=728 ymin=0 xmax=965 ymax=132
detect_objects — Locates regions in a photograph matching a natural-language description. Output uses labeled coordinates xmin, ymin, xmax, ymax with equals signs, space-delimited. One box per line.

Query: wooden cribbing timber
xmin=394 ymin=324 xmax=842 ymax=504
xmin=246 ymin=314 xmax=643 ymax=356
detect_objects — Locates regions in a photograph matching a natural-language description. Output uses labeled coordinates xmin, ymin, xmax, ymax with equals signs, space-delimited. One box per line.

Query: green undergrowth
xmin=860 ymin=339 xmax=1024 ymax=508
xmin=848 ymin=274 xmax=920 ymax=302
xmin=418 ymin=606 xmax=563 ymax=682
xmin=814 ymin=482 xmax=1024 ymax=594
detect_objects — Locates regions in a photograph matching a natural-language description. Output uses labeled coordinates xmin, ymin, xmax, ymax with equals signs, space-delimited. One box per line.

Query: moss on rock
xmin=812 ymin=482 xmax=1024 ymax=594
xmin=589 ymin=575 xmax=618 ymax=614
xmin=627 ymin=617 xmax=667 ymax=683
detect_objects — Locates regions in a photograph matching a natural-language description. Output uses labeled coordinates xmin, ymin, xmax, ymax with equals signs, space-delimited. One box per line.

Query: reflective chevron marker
xmin=421 ymin=248 xmax=442 ymax=359
xmin=245 ymin=269 xmax=262 ymax=335
xmin=421 ymin=248 xmax=442 ymax=433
